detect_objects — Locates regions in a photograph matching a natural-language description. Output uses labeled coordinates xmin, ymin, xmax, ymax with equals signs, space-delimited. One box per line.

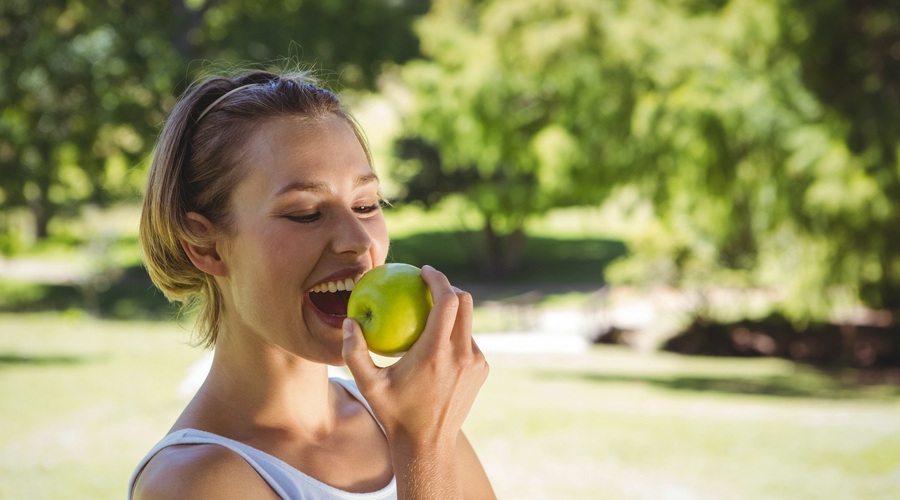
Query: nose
xmin=329 ymin=211 xmax=373 ymax=256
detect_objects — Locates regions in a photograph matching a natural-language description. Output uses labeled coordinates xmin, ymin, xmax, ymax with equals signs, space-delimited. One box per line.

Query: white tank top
xmin=128 ymin=377 xmax=396 ymax=499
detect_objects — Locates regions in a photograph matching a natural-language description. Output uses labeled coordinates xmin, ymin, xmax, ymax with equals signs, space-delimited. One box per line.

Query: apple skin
xmin=347 ymin=263 xmax=434 ymax=356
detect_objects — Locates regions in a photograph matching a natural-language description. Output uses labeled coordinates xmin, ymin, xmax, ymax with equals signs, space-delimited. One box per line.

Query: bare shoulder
xmin=457 ymin=431 xmax=496 ymax=500
xmin=133 ymin=444 xmax=280 ymax=500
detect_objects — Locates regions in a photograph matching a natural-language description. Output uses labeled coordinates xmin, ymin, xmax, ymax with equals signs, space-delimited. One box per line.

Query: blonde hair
xmin=140 ymin=70 xmax=370 ymax=347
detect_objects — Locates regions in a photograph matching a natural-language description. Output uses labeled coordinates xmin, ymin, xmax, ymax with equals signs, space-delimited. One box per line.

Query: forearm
xmin=390 ymin=434 xmax=462 ymax=500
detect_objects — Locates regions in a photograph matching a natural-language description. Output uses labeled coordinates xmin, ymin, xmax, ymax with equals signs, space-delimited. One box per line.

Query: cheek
xmin=227 ymin=227 xmax=315 ymax=323
xmin=254 ymin=226 xmax=320 ymax=278
xmin=362 ymin=216 xmax=389 ymax=265
xmin=229 ymin=224 xmax=301 ymax=287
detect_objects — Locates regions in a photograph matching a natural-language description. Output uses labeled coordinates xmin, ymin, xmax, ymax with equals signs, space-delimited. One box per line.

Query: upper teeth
xmin=311 ymin=278 xmax=356 ymax=293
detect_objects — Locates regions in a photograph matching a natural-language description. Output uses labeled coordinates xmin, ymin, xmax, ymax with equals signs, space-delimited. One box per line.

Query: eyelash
xmin=286 ymin=213 xmax=322 ymax=224
xmin=286 ymin=203 xmax=381 ymax=224
xmin=354 ymin=202 xmax=382 ymax=214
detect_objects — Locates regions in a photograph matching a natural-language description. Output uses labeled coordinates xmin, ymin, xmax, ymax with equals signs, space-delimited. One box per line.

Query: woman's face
xmin=216 ymin=113 xmax=389 ymax=364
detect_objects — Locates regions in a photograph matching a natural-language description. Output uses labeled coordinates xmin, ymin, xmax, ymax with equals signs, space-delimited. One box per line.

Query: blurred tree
xmin=394 ymin=0 xmax=638 ymax=275
xmin=603 ymin=0 xmax=819 ymax=305
xmin=0 ymin=0 xmax=182 ymax=241
xmin=778 ymin=0 xmax=900 ymax=313
xmin=0 ymin=0 xmax=428 ymax=244
xmin=192 ymin=0 xmax=429 ymax=89
xmin=397 ymin=0 xmax=899 ymax=320
xmin=606 ymin=0 xmax=900 ymax=320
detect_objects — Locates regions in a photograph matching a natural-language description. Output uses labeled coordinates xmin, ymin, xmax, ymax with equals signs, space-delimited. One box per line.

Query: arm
xmin=457 ymin=431 xmax=496 ymax=499
xmin=382 ymin=430 xmax=494 ymax=500
xmin=342 ymin=265 xmax=493 ymax=500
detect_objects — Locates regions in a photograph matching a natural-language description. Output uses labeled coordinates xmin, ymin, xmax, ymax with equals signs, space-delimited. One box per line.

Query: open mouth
xmin=308 ymin=277 xmax=356 ymax=319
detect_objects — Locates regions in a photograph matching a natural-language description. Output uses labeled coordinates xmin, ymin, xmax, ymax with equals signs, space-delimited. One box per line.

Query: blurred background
xmin=1 ymin=0 xmax=899 ymax=498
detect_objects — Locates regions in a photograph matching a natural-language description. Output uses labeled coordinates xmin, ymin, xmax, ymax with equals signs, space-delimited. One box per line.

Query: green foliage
xmin=5 ymin=0 xmax=899 ymax=323
xmin=0 ymin=0 xmax=184 ymax=240
xmin=604 ymin=0 xmax=900 ymax=319
xmin=779 ymin=0 xmax=900 ymax=312
xmin=171 ymin=0 xmax=430 ymax=89
xmin=605 ymin=0 xmax=823 ymax=309
xmin=394 ymin=0 xmax=900 ymax=320
xmin=0 ymin=0 xmax=427 ymax=245
xmin=394 ymin=0 xmax=636 ymax=273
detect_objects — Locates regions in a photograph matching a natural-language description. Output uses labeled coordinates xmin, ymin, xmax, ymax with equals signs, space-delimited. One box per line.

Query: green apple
xmin=347 ymin=263 xmax=434 ymax=356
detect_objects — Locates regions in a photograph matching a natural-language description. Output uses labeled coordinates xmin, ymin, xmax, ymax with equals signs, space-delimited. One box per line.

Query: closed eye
xmin=286 ymin=213 xmax=323 ymax=224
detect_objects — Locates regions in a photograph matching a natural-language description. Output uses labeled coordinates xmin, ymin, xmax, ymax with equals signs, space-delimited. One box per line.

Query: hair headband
xmin=195 ymin=83 xmax=258 ymax=123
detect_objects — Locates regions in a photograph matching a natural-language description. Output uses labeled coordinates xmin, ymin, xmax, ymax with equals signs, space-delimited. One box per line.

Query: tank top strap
xmin=128 ymin=428 xmax=292 ymax=499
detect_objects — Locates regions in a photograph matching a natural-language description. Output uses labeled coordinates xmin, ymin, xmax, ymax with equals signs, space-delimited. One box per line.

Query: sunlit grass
xmin=0 ymin=313 xmax=201 ymax=499
xmin=467 ymin=348 xmax=900 ymax=499
xmin=1 ymin=313 xmax=898 ymax=499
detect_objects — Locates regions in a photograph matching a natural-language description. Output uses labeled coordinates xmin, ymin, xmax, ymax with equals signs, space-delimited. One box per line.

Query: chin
xmin=299 ymin=328 xmax=347 ymax=365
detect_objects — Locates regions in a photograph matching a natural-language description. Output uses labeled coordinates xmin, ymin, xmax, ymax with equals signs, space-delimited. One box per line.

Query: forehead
xmin=237 ymin=114 xmax=375 ymax=196
xmin=248 ymin=113 xmax=361 ymax=158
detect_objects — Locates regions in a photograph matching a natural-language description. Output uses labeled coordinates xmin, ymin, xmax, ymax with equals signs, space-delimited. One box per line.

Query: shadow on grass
xmin=535 ymin=369 xmax=900 ymax=400
xmin=0 ymin=265 xmax=177 ymax=320
xmin=1 ymin=232 xmax=623 ymax=317
xmin=389 ymin=231 xmax=627 ymax=299
xmin=0 ymin=353 xmax=94 ymax=366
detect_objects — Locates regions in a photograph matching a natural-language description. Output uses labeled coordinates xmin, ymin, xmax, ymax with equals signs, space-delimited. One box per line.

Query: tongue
xmin=309 ymin=291 xmax=351 ymax=317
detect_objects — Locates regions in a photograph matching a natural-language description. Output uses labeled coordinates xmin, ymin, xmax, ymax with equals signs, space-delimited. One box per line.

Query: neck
xmin=178 ymin=329 xmax=340 ymax=438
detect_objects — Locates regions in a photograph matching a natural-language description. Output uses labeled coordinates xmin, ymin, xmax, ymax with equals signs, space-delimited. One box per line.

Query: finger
xmin=469 ymin=335 xmax=490 ymax=384
xmin=471 ymin=336 xmax=484 ymax=356
xmin=341 ymin=318 xmax=378 ymax=383
xmin=449 ymin=287 xmax=474 ymax=352
xmin=419 ymin=265 xmax=460 ymax=345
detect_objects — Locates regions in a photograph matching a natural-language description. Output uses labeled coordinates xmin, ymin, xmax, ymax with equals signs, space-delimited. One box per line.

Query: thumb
xmin=341 ymin=318 xmax=377 ymax=382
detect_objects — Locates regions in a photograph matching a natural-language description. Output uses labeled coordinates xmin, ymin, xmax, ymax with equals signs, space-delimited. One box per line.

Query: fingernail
xmin=422 ymin=264 xmax=435 ymax=272
xmin=343 ymin=318 xmax=354 ymax=339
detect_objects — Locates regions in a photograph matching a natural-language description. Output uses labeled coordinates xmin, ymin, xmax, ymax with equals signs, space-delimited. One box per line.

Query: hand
xmin=341 ymin=265 xmax=489 ymax=448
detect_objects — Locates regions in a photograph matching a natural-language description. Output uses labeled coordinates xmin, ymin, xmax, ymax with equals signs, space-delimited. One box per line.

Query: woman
xmin=129 ymin=70 xmax=494 ymax=499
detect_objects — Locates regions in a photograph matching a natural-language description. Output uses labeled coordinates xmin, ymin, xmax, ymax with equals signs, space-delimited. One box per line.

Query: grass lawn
xmin=0 ymin=313 xmax=201 ymax=499
xmin=469 ymin=349 xmax=900 ymax=499
xmin=1 ymin=313 xmax=898 ymax=499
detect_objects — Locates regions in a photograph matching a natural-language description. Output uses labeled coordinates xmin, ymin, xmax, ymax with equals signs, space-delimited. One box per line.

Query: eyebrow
xmin=275 ymin=173 xmax=379 ymax=196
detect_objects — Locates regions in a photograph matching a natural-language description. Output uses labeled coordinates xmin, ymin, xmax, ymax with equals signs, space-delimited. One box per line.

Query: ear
xmin=181 ymin=212 xmax=228 ymax=277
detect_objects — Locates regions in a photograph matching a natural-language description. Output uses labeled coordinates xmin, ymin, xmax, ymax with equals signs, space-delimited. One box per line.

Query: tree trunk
xmin=29 ymin=198 xmax=50 ymax=240
xmin=28 ymin=159 xmax=53 ymax=241
xmin=501 ymin=226 xmax=527 ymax=274
xmin=171 ymin=0 xmax=216 ymax=60
xmin=481 ymin=215 xmax=528 ymax=278
xmin=482 ymin=215 xmax=502 ymax=277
